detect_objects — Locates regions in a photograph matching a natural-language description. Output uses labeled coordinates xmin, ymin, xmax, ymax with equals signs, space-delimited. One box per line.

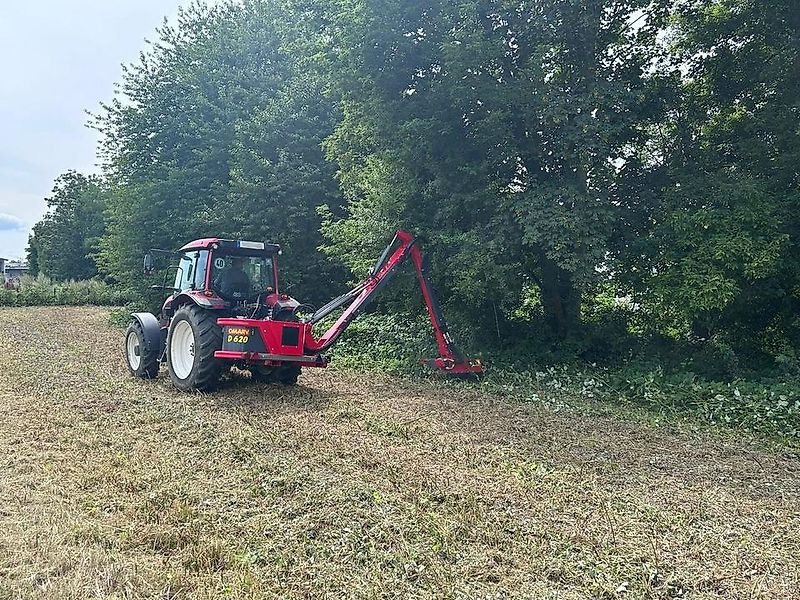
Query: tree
xmin=25 ymin=236 xmax=39 ymax=277
xmin=628 ymin=0 xmax=800 ymax=360
xmin=28 ymin=171 xmax=106 ymax=280
xmin=94 ymin=1 xmax=345 ymax=301
xmin=318 ymin=0 xmax=674 ymax=338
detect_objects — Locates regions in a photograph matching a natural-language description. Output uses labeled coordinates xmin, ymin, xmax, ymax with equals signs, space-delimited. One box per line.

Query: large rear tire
xmin=166 ymin=305 xmax=223 ymax=392
xmin=125 ymin=320 xmax=160 ymax=379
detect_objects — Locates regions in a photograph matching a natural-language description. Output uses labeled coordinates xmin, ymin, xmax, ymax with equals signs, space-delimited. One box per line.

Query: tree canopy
xmin=90 ymin=1 xmax=344 ymax=302
xmin=27 ymin=0 xmax=800 ymax=372
xmin=28 ymin=171 xmax=106 ymax=281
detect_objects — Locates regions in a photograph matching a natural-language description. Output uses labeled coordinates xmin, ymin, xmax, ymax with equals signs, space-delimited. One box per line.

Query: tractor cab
xmin=146 ymin=238 xmax=291 ymax=318
xmin=173 ymin=238 xmax=280 ymax=301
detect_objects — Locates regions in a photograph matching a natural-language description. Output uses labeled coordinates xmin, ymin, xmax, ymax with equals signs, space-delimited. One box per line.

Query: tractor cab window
xmin=174 ymin=251 xmax=209 ymax=292
xmin=211 ymin=254 xmax=274 ymax=301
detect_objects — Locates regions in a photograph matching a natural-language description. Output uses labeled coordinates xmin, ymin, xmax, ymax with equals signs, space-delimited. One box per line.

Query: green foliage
xmin=320 ymin=311 xmax=435 ymax=374
xmin=0 ymin=275 xmax=130 ymax=307
xmin=483 ymin=365 xmax=800 ymax=440
xmin=108 ymin=301 xmax=152 ymax=329
xmin=92 ymin=1 xmax=344 ymax=304
xmin=318 ymin=309 xmax=800 ymax=439
xmin=620 ymin=0 xmax=800 ymax=357
xmin=27 ymin=171 xmax=106 ymax=281
xmin=318 ymin=0 xmax=675 ymax=338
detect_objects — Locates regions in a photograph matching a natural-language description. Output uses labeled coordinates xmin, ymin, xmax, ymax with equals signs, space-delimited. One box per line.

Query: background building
xmin=2 ymin=259 xmax=29 ymax=283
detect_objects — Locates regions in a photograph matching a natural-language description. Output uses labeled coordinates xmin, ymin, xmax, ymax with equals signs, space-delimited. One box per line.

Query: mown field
xmin=0 ymin=307 xmax=798 ymax=599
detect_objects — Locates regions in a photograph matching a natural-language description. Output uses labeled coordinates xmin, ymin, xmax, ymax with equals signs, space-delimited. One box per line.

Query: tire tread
xmin=167 ymin=305 xmax=223 ymax=391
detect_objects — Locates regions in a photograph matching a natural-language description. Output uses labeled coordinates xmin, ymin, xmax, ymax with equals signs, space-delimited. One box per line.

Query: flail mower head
xmin=423 ymin=356 xmax=486 ymax=378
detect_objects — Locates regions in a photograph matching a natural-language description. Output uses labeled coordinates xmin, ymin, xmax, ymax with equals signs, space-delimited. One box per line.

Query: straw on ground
xmin=0 ymin=307 xmax=797 ymax=599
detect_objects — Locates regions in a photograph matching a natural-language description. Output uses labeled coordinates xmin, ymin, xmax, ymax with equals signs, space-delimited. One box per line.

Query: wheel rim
xmin=126 ymin=330 xmax=142 ymax=371
xmin=170 ymin=320 xmax=195 ymax=380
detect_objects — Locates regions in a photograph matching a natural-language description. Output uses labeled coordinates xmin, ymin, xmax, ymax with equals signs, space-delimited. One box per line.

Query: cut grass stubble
xmin=0 ymin=307 xmax=798 ymax=599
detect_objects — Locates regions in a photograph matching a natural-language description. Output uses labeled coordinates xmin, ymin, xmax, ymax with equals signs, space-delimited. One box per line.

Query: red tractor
xmin=124 ymin=230 xmax=484 ymax=391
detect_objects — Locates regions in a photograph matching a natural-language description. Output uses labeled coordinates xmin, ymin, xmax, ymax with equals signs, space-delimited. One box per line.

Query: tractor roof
xmin=180 ymin=238 xmax=281 ymax=254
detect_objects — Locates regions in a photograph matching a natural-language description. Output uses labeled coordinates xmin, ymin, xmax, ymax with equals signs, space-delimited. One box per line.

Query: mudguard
xmin=175 ymin=290 xmax=228 ymax=310
xmin=131 ymin=312 xmax=166 ymax=360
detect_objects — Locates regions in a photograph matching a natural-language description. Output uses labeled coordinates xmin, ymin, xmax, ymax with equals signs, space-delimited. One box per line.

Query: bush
xmin=475 ymin=364 xmax=800 ymax=440
xmin=324 ymin=310 xmax=800 ymax=440
xmin=324 ymin=311 xmax=436 ymax=374
xmin=0 ymin=275 xmax=131 ymax=307
xmin=603 ymin=369 xmax=800 ymax=437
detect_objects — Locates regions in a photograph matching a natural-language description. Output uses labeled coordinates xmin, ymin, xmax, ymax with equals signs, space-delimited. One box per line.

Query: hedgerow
xmin=326 ymin=311 xmax=800 ymax=441
xmin=0 ymin=275 xmax=130 ymax=307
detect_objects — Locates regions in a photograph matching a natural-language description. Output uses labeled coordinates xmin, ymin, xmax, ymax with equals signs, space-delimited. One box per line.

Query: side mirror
xmin=143 ymin=253 xmax=155 ymax=275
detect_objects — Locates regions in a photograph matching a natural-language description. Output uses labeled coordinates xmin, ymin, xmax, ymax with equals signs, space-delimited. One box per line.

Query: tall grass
xmin=0 ymin=274 xmax=130 ymax=307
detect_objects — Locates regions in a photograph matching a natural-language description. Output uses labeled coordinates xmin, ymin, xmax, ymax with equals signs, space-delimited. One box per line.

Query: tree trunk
xmin=538 ymin=253 xmax=581 ymax=339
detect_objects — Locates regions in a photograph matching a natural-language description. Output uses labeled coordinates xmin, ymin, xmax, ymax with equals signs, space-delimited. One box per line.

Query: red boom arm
xmin=304 ymin=231 xmax=484 ymax=375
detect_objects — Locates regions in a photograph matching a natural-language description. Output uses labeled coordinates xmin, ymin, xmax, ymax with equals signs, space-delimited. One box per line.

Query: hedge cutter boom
xmin=305 ymin=230 xmax=485 ymax=376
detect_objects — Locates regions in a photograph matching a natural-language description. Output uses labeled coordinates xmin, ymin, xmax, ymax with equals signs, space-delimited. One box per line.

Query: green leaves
xmin=629 ymin=0 xmax=800 ymax=353
xmin=28 ymin=171 xmax=106 ymax=281
xmin=318 ymin=0 xmax=672 ymax=337
xmin=91 ymin=1 xmax=344 ymax=302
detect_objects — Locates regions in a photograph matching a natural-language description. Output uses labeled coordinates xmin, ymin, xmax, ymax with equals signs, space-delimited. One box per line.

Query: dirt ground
xmin=0 ymin=306 xmax=798 ymax=599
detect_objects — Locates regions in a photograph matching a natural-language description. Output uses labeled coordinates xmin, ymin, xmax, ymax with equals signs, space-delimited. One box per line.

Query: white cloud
xmin=0 ymin=212 xmax=25 ymax=232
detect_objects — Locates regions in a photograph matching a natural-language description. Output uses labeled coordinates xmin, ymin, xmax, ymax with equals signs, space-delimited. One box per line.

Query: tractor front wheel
xmin=166 ymin=305 xmax=223 ymax=392
xmin=250 ymin=364 xmax=300 ymax=385
xmin=277 ymin=365 xmax=301 ymax=385
xmin=125 ymin=320 xmax=160 ymax=379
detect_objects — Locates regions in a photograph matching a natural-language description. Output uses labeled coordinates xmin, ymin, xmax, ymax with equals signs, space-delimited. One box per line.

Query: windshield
xmin=211 ymin=253 xmax=274 ymax=301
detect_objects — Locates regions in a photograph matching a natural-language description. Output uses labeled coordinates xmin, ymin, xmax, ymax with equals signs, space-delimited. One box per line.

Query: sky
xmin=0 ymin=1 xmax=202 ymax=260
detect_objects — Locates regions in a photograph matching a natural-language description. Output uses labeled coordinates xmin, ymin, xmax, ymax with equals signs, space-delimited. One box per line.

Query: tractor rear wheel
xmin=166 ymin=305 xmax=223 ymax=392
xmin=250 ymin=365 xmax=300 ymax=385
xmin=125 ymin=320 xmax=160 ymax=379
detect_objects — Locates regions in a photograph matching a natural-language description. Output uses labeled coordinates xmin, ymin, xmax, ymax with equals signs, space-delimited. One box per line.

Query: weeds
xmin=477 ymin=365 xmax=800 ymax=442
xmin=323 ymin=311 xmax=800 ymax=441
